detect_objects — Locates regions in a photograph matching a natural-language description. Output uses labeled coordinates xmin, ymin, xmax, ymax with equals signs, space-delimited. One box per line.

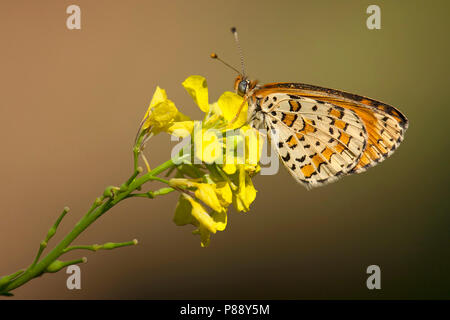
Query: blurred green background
xmin=0 ymin=0 xmax=449 ymax=299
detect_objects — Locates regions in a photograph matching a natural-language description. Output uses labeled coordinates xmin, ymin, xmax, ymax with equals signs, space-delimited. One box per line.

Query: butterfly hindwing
xmin=248 ymin=82 xmax=408 ymax=188
xmin=261 ymin=92 xmax=367 ymax=187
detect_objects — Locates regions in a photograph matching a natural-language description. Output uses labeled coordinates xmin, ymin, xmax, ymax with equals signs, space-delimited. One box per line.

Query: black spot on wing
xmin=282 ymin=152 xmax=291 ymax=162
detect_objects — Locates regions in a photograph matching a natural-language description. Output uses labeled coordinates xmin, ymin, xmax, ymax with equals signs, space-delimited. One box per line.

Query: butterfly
xmin=213 ymin=28 xmax=408 ymax=188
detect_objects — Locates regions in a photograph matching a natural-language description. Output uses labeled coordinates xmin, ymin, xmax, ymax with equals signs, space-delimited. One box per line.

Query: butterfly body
xmin=235 ymin=76 xmax=409 ymax=188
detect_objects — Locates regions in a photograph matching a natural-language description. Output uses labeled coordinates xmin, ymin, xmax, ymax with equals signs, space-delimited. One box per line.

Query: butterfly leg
xmin=230 ymin=88 xmax=257 ymax=124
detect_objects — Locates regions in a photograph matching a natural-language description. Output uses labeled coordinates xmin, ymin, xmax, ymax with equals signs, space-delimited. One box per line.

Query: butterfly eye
xmin=237 ymin=80 xmax=248 ymax=96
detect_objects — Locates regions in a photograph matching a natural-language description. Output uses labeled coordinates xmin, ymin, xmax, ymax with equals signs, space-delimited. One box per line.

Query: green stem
xmin=0 ymin=270 xmax=25 ymax=290
xmin=45 ymin=257 xmax=87 ymax=273
xmin=0 ymin=159 xmax=175 ymax=295
xmin=63 ymin=239 xmax=138 ymax=253
xmin=125 ymin=167 xmax=143 ymax=186
xmin=145 ymin=176 xmax=171 ymax=185
xmin=31 ymin=206 xmax=70 ymax=268
xmin=126 ymin=187 xmax=175 ymax=199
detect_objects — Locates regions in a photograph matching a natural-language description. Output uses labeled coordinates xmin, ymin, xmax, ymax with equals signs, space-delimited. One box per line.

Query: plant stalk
xmin=0 ymin=159 xmax=175 ymax=294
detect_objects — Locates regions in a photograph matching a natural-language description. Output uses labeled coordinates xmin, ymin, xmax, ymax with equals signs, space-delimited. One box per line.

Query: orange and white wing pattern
xmin=250 ymin=83 xmax=408 ymax=188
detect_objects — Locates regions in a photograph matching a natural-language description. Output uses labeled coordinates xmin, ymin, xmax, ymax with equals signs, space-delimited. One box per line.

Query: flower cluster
xmin=137 ymin=75 xmax=263 ymax=246
xmin=0 ymin=75 xmax=265 ymax=297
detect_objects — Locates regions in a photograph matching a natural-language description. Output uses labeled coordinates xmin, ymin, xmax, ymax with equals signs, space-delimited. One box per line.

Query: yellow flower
xmin=141 ymin=86 xmax=189 ymax=135
xmin=146 ymin=75 xmax=263 ymax=246
xmin=233 ymin=165 xmax=257 ymax=212
xmin=185 ymin=195 xmax=217 ymax=234
xmin=169 ymin=178 xmax=227 ymax=213
xmin=194 ymin=210 xmax=227 ymax=248
xmin=194 ymin=183 xmax=224 ymax=213
xmin=173 ymin=194 xmax=217 ymax=233
xmin=215 ymin=181 xmax=232 ymax=207
xmin=142 ymin=86 xmax=168 ymax=127
xmin=182 ymin=75 xmax=209 ymax=113
xmin=173 ymin=193 xmax=228 ymax=247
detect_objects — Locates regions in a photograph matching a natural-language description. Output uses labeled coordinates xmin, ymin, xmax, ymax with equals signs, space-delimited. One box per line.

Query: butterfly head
xmin=234 ymin=75 xmax=257 ymax=97
xmin=234 ymin=75 xmax=249 ymax=96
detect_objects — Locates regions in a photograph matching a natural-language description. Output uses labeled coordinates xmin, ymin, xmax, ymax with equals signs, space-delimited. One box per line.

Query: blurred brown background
xmin=0 ymin=0 xmax=449 ymax=299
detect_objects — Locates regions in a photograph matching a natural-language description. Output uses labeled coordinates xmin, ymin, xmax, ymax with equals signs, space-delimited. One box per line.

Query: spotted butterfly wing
xmin=248 ymin=82 xmax=408 ymax=188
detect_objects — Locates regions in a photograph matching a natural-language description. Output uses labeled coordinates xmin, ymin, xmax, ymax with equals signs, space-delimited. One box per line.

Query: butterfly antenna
xmin=210 ymin=53 xmax=241 ymax=75
xmin=231 ymin=27 xmax=246 ymax=76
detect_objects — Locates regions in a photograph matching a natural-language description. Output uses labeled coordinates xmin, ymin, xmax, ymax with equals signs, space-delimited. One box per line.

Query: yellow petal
xmin=210 ymin=211 xmax=227 ymax=231
xmin=194 ymin=184 xmax=223 ymax=213
xmin=142 ymin=86 xmax=168 ymax=129
xmin=149 ymin=86 xmax=167 ymax=109
xmin=215 ymin=181 xmax=232 ymax=207
xmin=241 ymin=126 xmax=263 ymax=165
xmin=143 ymin=99 xmax=179 ymax=134
xmin=233 ymin=166 xmax=257 ymax=212
xmin=195 ymin=211 xmax=227 ymax=247
xmin=217 ymin=91 xmax=248 ymax=129
xmin=243 ymin=175 xmax=257 ymax=207
xmin=185 ymin=195 xmax=217 ymax=234
xmin=222 ymin=163 xmax=237 ymax=175
xmin=166 ymin=120 xmax=195 ymax=137
xmin=194 ymin=128 xmax=223 ymax=164
xmin=182 ymin=75 xmax=209 ymax=113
